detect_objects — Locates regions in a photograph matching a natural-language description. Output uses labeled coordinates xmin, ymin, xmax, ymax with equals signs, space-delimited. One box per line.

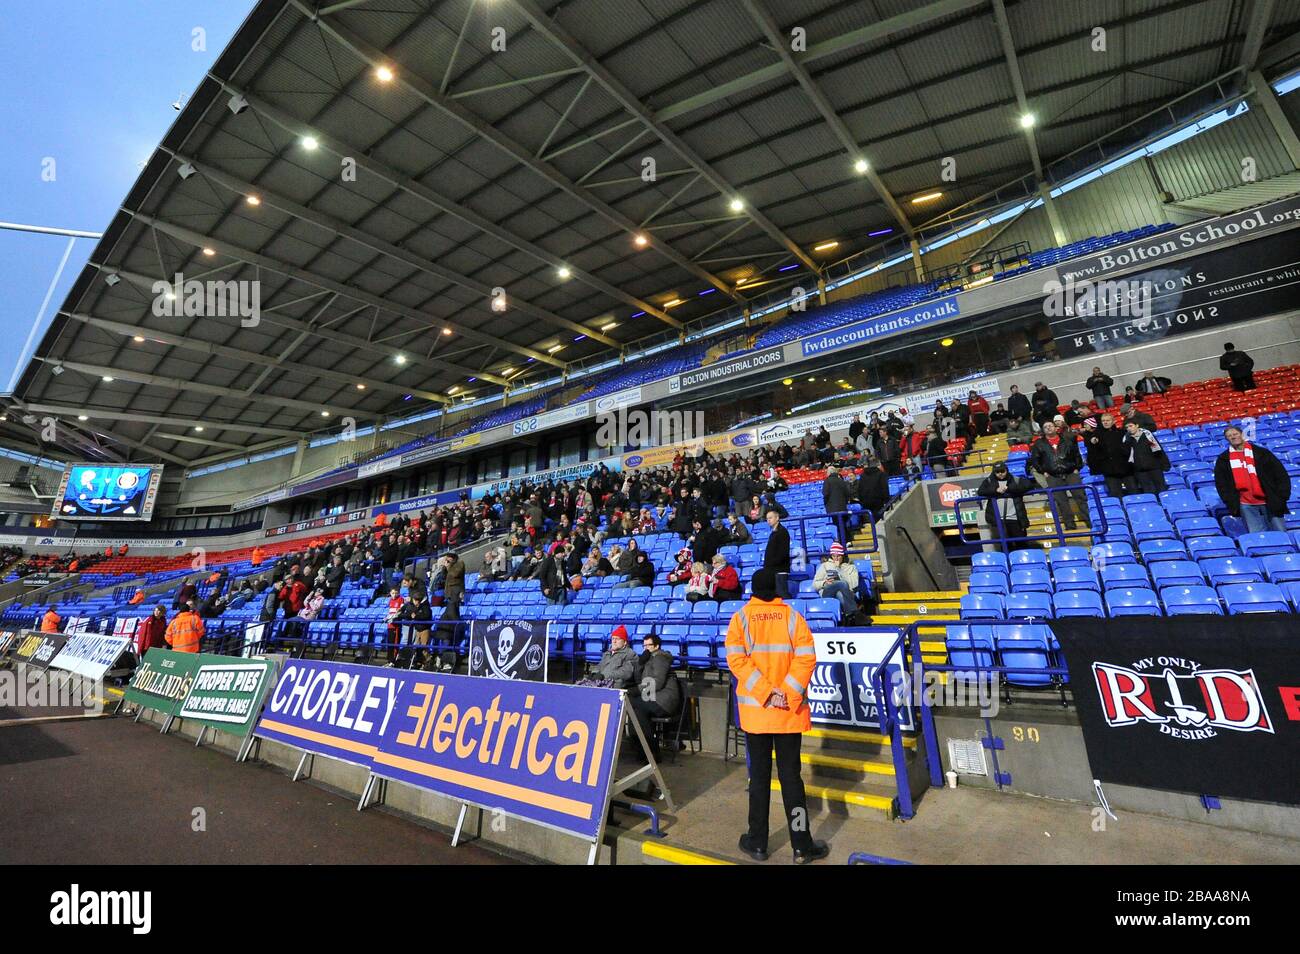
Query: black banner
xmin=10 ymin=631 xmax=68 ymax=670
xmin=1050 ymin=228 xmax=1300 ymax=357
xmin=468 ymin=620 xmax=549 ymax=682
xmin=0 ymin=630 xmax=20 ymax=657
xmin=669 ymin=345 xmax=785 ymax=393
xmin=1052 ymin=617 xmax=1300 ymax=805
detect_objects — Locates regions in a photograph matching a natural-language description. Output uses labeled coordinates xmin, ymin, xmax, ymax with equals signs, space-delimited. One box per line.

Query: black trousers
xmin=1103 ymin=475 xmax=1134 ymax=499
xmin=629 ymin=696 xmax=672 ymax=758
xmin=746 ymin=732 xmax=814 ymax=853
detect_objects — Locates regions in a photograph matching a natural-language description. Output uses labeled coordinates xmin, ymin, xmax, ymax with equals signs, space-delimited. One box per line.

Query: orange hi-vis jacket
xmin=165 ymin=611 xmax=205 ymax=654
xmin=725 ymin=596 xmax=816 ymax=734
xmin=41 ymin=609 xmax=62 ymax=633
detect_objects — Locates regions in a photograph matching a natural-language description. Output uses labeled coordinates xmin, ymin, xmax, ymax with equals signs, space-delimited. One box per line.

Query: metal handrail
xmin=953 ymin=482 xmax=1110 ymax=549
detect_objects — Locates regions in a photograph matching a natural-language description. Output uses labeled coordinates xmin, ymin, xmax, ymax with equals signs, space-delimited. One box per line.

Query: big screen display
xmin=51 ymin=464 xmax=164 ymax=521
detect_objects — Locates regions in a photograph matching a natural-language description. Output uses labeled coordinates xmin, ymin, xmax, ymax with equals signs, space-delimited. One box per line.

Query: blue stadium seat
xmin=1100 ymin=563 xmax=1150 ymax=589
xmin=1219 ymin=582 xmax=1291 ymax=615
xmin=1283 ymin=581 xmax=1300 ymax=610
xmin=1052 ymin=590 xmax=1105 ymax=618
xmin=1051 ymin=566 xmax=1100 ymax=592
xmin=1261 ymin=553 xmax=1300 ymax=584
xmin=1004 ymin=592 xmax=1053 ymax=620
xmin=1137 ymin=539 xmax=1189 ymax=564
xmin=945 ymin=624 xmax=994 ymax=669
xmin=971 ymin=552 xmax=1009 ymax=574
xmin=1131 ymin=519 xmax=1175 ymax=542
xmin=1149 ymin=560 xmax=1206 ymax=590
xmin=1091 ymin=542 xmax=1135 ymax=566
xmin=959 ymin=593 xmax=1004 ymax=620
xmin=994 ymin=625 xmax=1057 ymax=687
xmin=1238 ymin=532 xmax=1296 ymax=558
xmin=690 ymin=601 xmax=718 ymax=621
xmin=1200 ymin=556 xmax=1265 ymax=587
xmin=1158 ymin=490 xmax=1205 ymax=520
xmin=807 ymin=598 xmax=840 ymax=622
xmin=1009 ymin=568 xmax=1052 ymax=593
xmin=1174 ymin=516 xmax=1221 ymax=539
xmin=968 ymin=572 xmax=1009 ymax=595
xmin=1047 ymin=547 xmax=1090 ymax=570
xmin=1187 ymin=536 xmax=1238 ymax=561
xmin=1161 ymin=585 xmax=1223 ymax=616
xmin=1105 ymin=587 xmax=1163 ymax=617
xmin=1008 ymin=550 xmax=1048 ymax=570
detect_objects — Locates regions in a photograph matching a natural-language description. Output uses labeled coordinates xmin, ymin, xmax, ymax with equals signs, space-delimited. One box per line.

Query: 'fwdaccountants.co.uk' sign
xmin=800 ymin=296 xmax=960 ymax=358
xmin=255 ymin=661 xmax=625 ymax=840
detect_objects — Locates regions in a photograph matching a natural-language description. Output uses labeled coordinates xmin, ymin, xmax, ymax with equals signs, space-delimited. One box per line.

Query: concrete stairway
xmin=774 ymin=726 xmax=919 ymax=821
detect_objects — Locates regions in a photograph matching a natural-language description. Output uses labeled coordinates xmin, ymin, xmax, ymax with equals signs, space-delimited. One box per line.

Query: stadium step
xmin=804 ymin=726 xmax=915 ymax=750
xmin=772 ymin=779 xmax=897 ymax=821
xmin=800 ymin=750 xmax=897 ymax=778
xmin=878 ymin=590 xmax=964 ymax=602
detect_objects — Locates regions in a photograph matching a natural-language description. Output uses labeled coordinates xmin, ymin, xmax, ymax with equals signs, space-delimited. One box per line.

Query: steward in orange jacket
xmin=250 ymin=547 xmax=264 ymax=567
xmin=41 ymin=608 xmax=62 ymax=633
xmin=164 ymin=606 xmax=205 ymax=653
xmin=724 ymin=568 xmax=828 ymax=864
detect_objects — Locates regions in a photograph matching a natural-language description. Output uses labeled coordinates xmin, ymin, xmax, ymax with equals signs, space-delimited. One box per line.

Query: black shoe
xmin=793 ymin=840 xmax=831 ymax=864
xmin=738 ymin=834 xmax=768 ymax=862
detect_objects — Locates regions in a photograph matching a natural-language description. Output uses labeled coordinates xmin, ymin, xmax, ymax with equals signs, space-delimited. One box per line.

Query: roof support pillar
xmin=1248 ymin=70 xmax=1300 ymax=169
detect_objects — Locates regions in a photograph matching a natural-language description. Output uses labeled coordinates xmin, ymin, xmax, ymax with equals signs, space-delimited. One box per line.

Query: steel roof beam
xmin=741 ymin=0 xmax=915 ymax=239
xmin=11 ymin=402 xmax=304 ymax=438
xmin=1240 ymin=0 xmax=1276 ymax=71
xmin=293 ymin=0 xmax=735 ymax=308
xmin=211 ymin=79 xmax=683 ymax=329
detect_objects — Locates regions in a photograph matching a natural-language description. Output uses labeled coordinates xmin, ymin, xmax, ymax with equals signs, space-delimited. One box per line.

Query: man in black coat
xmin=1085 ymin=367 xmax=1115 ymax=408
xmin=1213 ymin=426 xmax=1292 ymax=533
xmin=977 ymin=462 xmax=1036 ymax=550
xmin=1134 ymin=370 xmax=1171 ymax=396
xmin=1083 ymin=413 xmax=1134 ymax=498
xmin=855 ymin=460 xmax=889 ymax=522
xmin=821 ymin=465 xmax=850 ymax=516
xmin=1007 ymin=384 xmax=1032 ymax=422
xmin=1030 ymin=382 xmax=1060 ymax=427
xmin=1026 ymin=422 xmax=1089 ymax=531
xmin=762 ymin=509 xmax=792 ymax=597
xmin=1219 ymin=342 xmax=1255 ymax=391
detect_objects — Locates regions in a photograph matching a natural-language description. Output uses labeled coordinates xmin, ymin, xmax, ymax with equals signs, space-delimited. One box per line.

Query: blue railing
xmin=953 ymin=483 xmax=1109 ymax=549
xmin=871 ymin=625 xmax=916 ymax=820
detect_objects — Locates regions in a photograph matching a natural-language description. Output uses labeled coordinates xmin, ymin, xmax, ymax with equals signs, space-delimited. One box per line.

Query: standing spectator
xmin=977 ymin=462 xmax=1035 ymax=550
xmin=925 ymin=425 xmax=956 ymax=477
xmin=1213 ymin=427 xmax=1292 ymax=533
xmin=1085 ymin=367 xmax=1115 ymax=408
xmin=1121 ymin=402 xmax=1158 ymax=433
xmin=173 ymin=577 xmax=198 ymax=612
xmin=848 ymin=414 xmax=868 ymax=452
xmin=763 ymin=509 xmax=792 ymax=598
xmin=1219 ymin=343 xmax=1256 ymax=391
xmin=538 ymin=549 xmax=571 ymax=603
xmin=397 ymin=590 xmax=433 ymax=669
xmin=164 ymin=600 xmax=205 ymax=654
xmin=41 ymin=606 xmax=62 ymax=633
xmin=726 ymin=568 xmax=828 ymax=865
xmin=1006 ymin=384 xmax=1032 ymax=422
xmin=1030 ymin=381 xmax=1060 ymax=428
xmin=968 ymin=391 xmax=990 ymax=436
xmin=441 ymin=552 xmax=465 ymax=620
xmin=384 ymin=586 xmax=405 ymax=664
xmin=1134 ymin=369 xmax=1171 ymax=396
xmin=1083 ymin=413 xmax=1134 ymax=499
xmin=137 ymin=605 xmax=168 ymax=655
xmin=1026 ymin=422 xmax=1089 ymax=532
xmin=821 ymin=465 xmax=850 ymax=516
xmin=856 ymin=458 xmax=889 ymax=522
xmin=1122 ymin=420 xmax=1169 ymax=493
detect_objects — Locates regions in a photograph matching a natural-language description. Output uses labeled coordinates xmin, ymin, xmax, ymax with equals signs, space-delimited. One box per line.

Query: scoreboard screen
xmin=52 ymin=464 xmax=164 ymax=521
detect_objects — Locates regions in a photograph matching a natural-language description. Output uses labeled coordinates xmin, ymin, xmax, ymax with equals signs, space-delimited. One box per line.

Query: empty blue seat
xmin=1052 ymin=590 xmax=1105 ymax=618
xmin=1174 ymin=516 xmax=1221 ymax=539
xmin=718 ymin=600 xmax=746 ymax=619
xmin=1161 ymin=585 xmax=1223 ymax=616
xmin=945 ymin=624 xmax=994 ymax=669
xmin=1138 ymin=539 xmax=1189 ymax=564
xmin=690 ymin=601 xmax=717 ymax=620
xmin=1004 ymin=592 xmax=1053 ymax=620
xmin=1091 ymin=542 xmax=1135 ymax=566
xmin=1008 ymin=550 xmax=1048 ymax=570
xmin=1149 ymin=560 xmax=1206 ymax=590
xmin=666 ymin=601 xmax=692 ymax=618
xmin=1009 ymin=568 xmax=1052 ymax=594
xmin=1052 ymin=566 xmax=1100 ymax=592
xmin=967 ymin=571 xmax=1008 ymax=595
xmin=1131 ymin=520 xmax=1175 ymax=542
xmin=1238 ymin=531 xmax=1295 ymax=558
xmin=971 ymin=552 xmax=1009 ymax=574
xmin=1187 ymin=536 xmax=1238 ymax=561
xmin=1047 ymin=546 xmax=1090 ymax=569
xmin=1219 ymin=582 xmax=1291 ymax=615
xmin=1101 ymin=563 xmax=1150 ymax=589
xmin=1105 ymin=587 xmax=1163 ymax=617
xmin=807 ymin=598 xmax=840 ymax=621
xmin=995 ymin=625 xmax=1057 ymax=687
xmin=1158 ymin=490 xmax=1205 ymax=520
xmin=959 ymin=593 xmax=1004 ymax=620
xmin=1261 ymin=553 xmax=1300 ymax=584
xmin=1200 ymin=556 xmax=1264 ymax=587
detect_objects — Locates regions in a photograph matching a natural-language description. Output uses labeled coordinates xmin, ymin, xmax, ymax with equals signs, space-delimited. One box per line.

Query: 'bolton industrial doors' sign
xmin=469 ymin=620 xmax=549 ymax=682
xmin=1052 ymin=617 xmax=1300 ymax=806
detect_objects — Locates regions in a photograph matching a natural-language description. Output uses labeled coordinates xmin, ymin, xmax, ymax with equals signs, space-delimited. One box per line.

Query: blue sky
xmin=0 ymin=1 xmax=256 ymax=392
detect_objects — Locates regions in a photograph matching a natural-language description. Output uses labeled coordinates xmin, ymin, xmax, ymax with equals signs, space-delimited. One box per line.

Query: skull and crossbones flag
xmin=469 ymin=619 xmax=550 ymax=682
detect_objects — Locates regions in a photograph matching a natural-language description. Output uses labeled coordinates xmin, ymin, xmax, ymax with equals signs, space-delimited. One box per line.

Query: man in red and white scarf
xmin=1214 ymin=426 xmax=1292 ymax=534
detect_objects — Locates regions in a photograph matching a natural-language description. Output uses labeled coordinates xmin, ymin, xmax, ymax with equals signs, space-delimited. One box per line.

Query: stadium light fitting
xmin=51 ymin=364 xmax=64 ymax=376
xmin=194 ymin=426 xmax=204 ymax=432
xmin=911 ymin=191 xmax=942 ymax=204
xmin=132 ymin=336 xmax=144 ymax=343
xmin=782 ymin=378 xmax=793 ymax=386
xmin=177 ymin=162 xmax=197 ymax=179
xmin=375 ymin=66 xmax=395 ymax=82
xmin=321 ymin=411 xmax=330 ymax=417
xmin=394 ymin=354 xmax=407 ymax=365
xmin=1020 ymin=112 xmax=1036 ymax=129
xmin=941 ymin=338 xmax=955 ymax=347
xmin=202 ymin=247 xmax=215 ymax=256
xmin=356 ymin=383 xmax=365 ymax=390
xmin=502 ymin=367 xmax=513 ymax=375
xmin=227 ymin=93 xmax=249 ymax=115
xmin=814 ymin=240 xmax=839 ymax=252
xmin=633 ymin=233 xmax=648 ymax=248
xmin=77 ymin=415 xmax=88 ymax=421
xmin=868 ymin=228 xmax=893 ymax=237
xmin=663 ymin=299 xmax=683 ymax=308
xmin=547 ymin=344 xmax=563 ymax=353
xmin=728 ymin=197 xmax=745 ymax=213
xmin=448 ymin=386 xmax=460 ymax=394
xmin=301 ymin=136 xmax=319 ymax=151
xmin=557 ymin=265 xmax=572 ymax=280
xmin=441 ymin=327 xmax=453 ymax=336
xmin=101 ymin=376 xmax=113 ymax=382
xmin=245 ymin=194 xmax=261 ymax=206
xmin=853 ymin=158 xmax=869 ymax=174
xmin=104 ymin=273 xmax=121 ymax=286
xmin=601 ymin=321 xmax=618 ymax=331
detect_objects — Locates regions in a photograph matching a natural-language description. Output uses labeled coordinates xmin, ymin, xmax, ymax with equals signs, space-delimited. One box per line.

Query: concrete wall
xmin=932 ymin=706 xmax=1300 ymax=839
xmin=880 ymin=482 xmax=958 ymax=593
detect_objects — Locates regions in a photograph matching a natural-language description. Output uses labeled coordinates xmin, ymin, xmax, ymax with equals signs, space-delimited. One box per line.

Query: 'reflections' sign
xmin=1053 ymin=617 xmax=1300 ymax=805
xmin=668 ymin=346 xmax=786 ymax=393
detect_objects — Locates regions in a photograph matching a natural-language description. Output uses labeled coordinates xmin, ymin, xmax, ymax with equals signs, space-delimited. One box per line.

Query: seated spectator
xmin=128 ymin=588 xmax=146 ymax=606
xmin=578 ymin=625 xmax=638 ymax=689
xmin=726 ymin=512 xmax=752 ymax=545
xmin=666 ymin=548 xmax=694 ymax=585
xmin=1005 ymin=415 xmax=1034 ymax=445
xmin=710 ymin=552 xmax=742 ymax=603
xmin=227 ymin=583 xmax=255 ymax=609
xmin=1134 ymin=369 xmax=1171 ymax=396
xmin=987 ymin=402 xmax=1010 ymax=433
xmin=684 ymin=562 xmax=713 ymax=603
xmin=614 ymin=550 xmax=655 ymax=590
xmin=629 ymin=633 xmax=681 ymax=762
xmin=813 ymin=543 xmax=862 ymax=622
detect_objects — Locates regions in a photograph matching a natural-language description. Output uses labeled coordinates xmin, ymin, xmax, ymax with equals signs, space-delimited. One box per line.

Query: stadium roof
xmin=7 ymin=0 xmax=1300 ymax=468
